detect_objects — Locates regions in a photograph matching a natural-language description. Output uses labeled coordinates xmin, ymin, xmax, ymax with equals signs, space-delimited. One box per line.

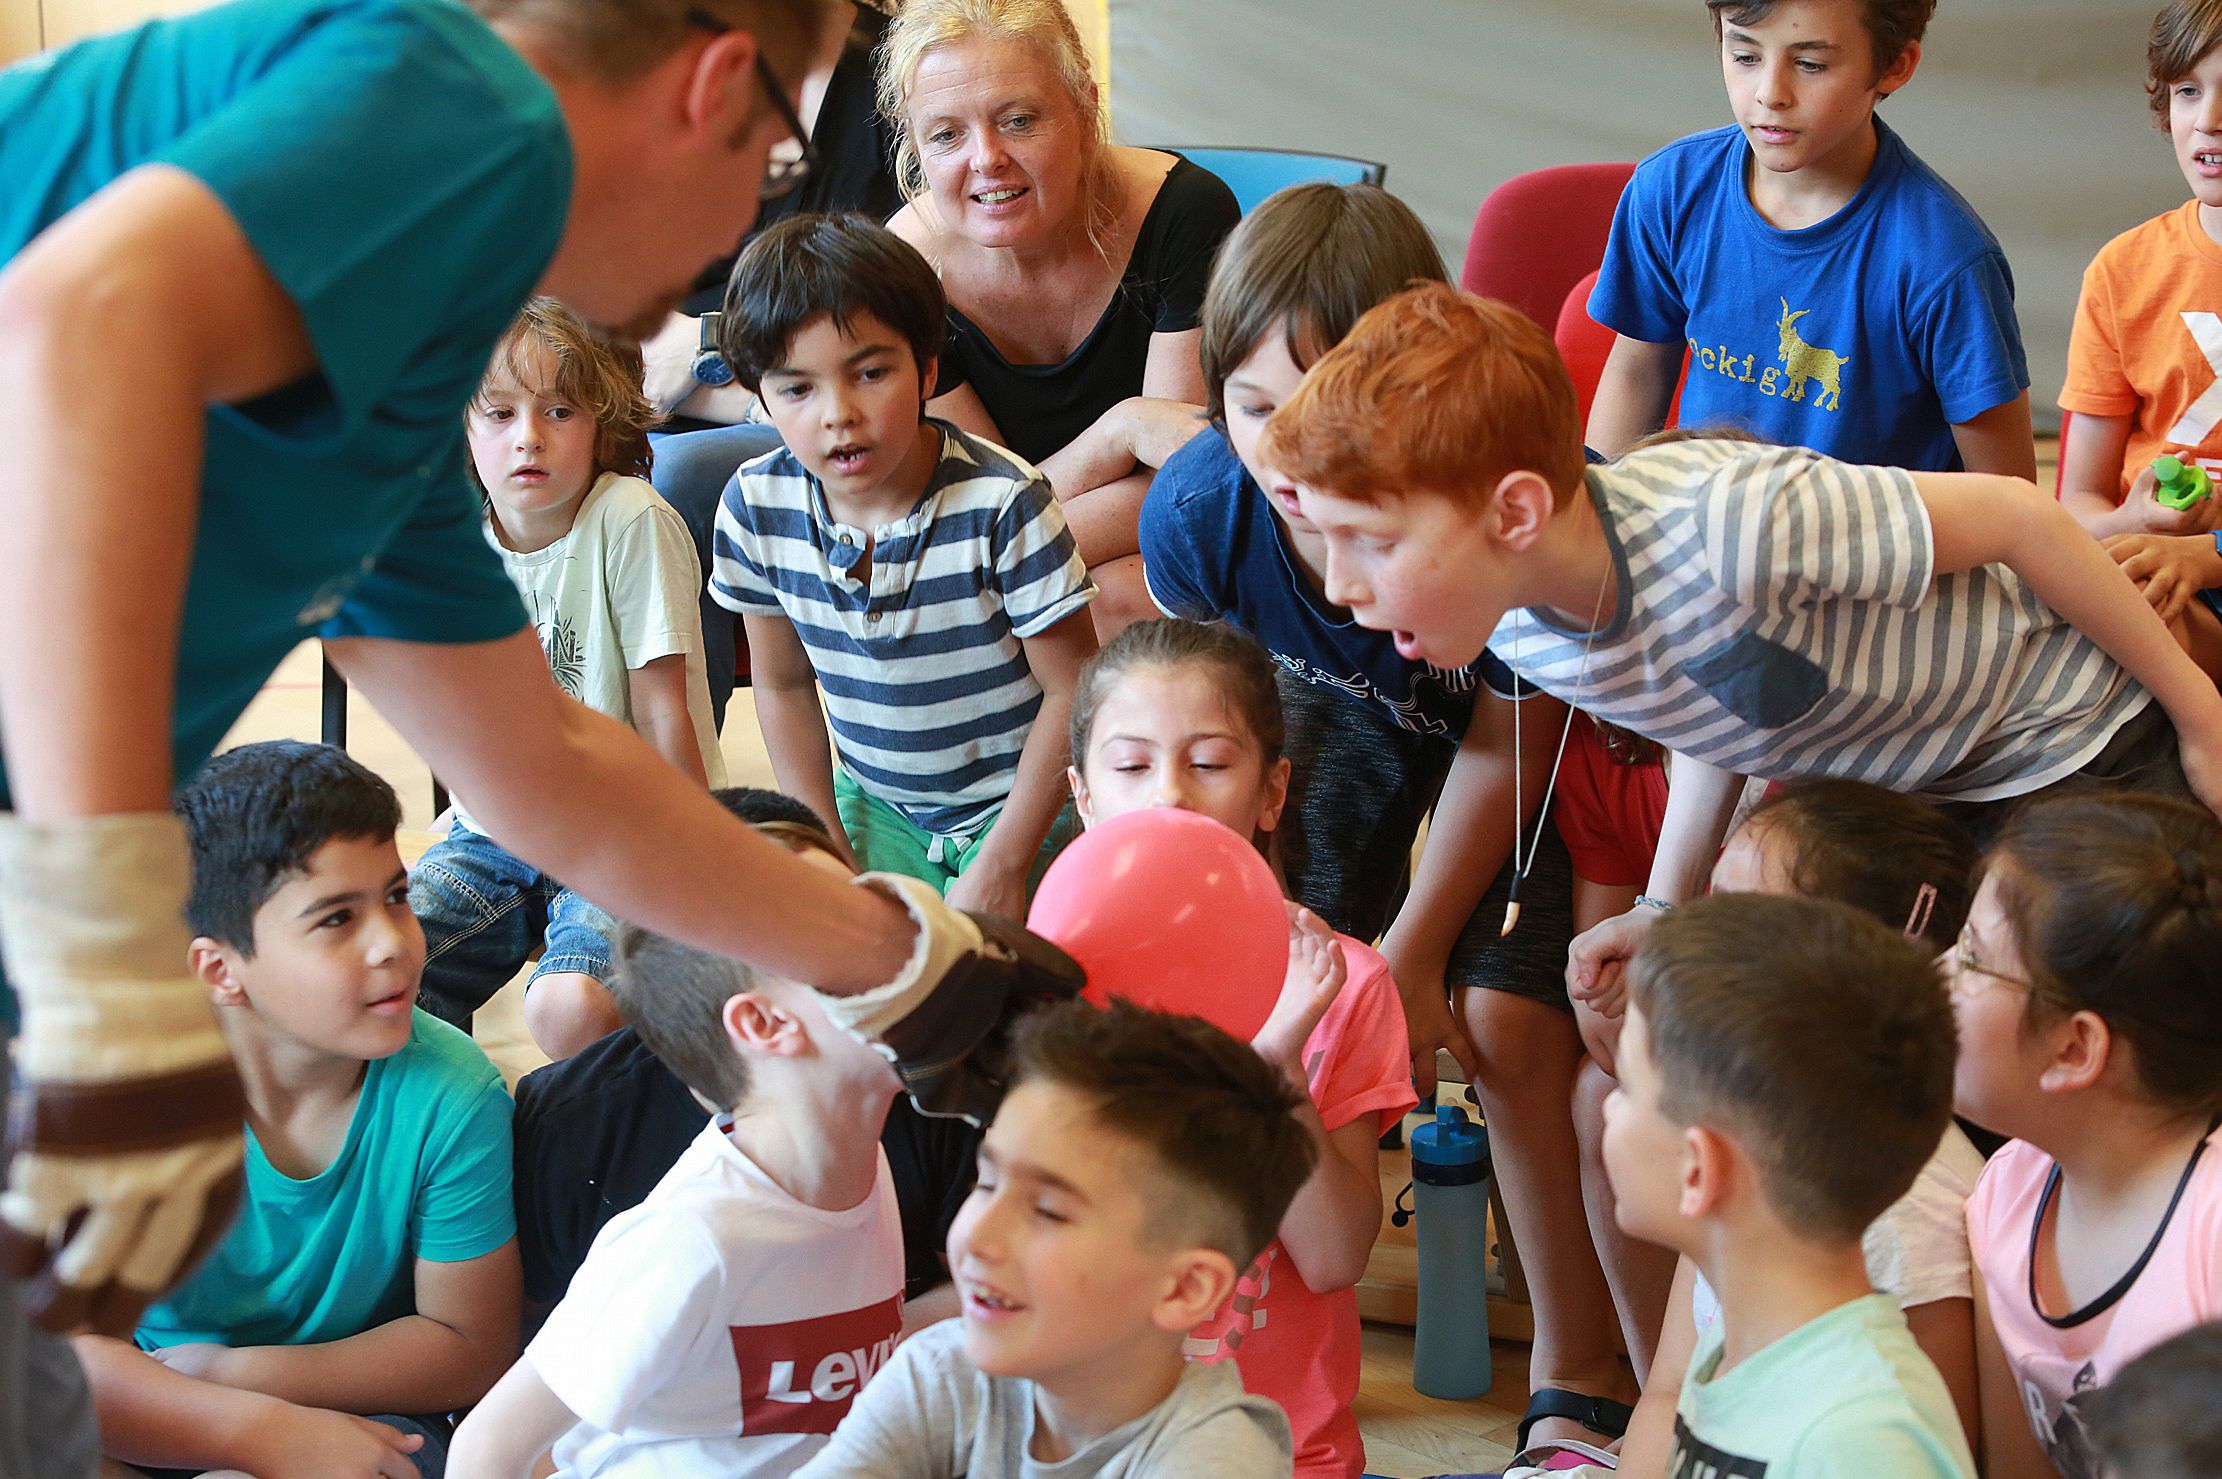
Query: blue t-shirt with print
xmin=138 ymin=1011 xmax=515 ymax=1351
xmin=0 ymin=0 xmax=560 ymax=815
xmin=1139 ymin=429 xmax=1506 ymax=741
xmin=1590 ymin=119 xmax=2028 ymax=471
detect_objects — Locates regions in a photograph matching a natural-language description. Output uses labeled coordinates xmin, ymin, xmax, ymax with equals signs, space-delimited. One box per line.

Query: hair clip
xmin=1901 ymin=882 xmax=1937 ymax=942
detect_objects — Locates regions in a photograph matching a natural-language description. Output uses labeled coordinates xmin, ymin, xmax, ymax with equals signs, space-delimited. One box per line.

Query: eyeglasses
xmin=1941 ymin=924 xmax=2036 ymax=1003
xmin=684 ymin=8 xmax=820 ymax=201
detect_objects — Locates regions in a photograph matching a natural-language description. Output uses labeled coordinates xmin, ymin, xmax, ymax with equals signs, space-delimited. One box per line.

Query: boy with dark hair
xmin=73 ymin=739 xmax=519 ymax=1478
xmin=711 ymin=212 xmax=1099 ymax=921
xmin=510 ymin=787 xmax=979 ymax=1330
xmin=797 ymin=999 xmax=1311 ymax=1479
xmin=1586 ymin=0 xmax=2033 ymax=479
xmin=451 ymin=872 xmax=909 ymax=1479
xmin=1262 ymin=282 xmax=2222 ymax=993
xmin=2088 ymin=1320 xmax=2222 ymax=1479
xmin=1599 ymin=893 xmax=1973 ymax=1476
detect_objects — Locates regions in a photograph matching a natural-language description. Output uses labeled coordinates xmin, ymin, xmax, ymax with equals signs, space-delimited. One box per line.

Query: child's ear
xmin=1874 ymin=39 xmax=1920 ymax=100
xmin=191 ymin=937 xmax=248 ymax=1009
xmin=723 ymin=991 xmax=809 ymax=1059
xmin=1151 ymin=1246 xmax=1240 ymax=1333
xmin=1485 ymin=469 xmax=1558 ymax=553
xmin=1680 ymin=1124 xmax=1737 ymax=1221
xmin=1068 ymin=765 xmax=1096 ymax=828
xmin=1256 ymin=756 xmax=1292 ymax=837
xmin=2038 ymin=1009 xmax=2113 ymax=1096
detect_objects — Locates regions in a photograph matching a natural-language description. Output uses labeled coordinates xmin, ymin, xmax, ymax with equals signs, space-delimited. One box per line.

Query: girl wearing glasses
xmin=1958 ymin=791 xmax=2222 ymax=1479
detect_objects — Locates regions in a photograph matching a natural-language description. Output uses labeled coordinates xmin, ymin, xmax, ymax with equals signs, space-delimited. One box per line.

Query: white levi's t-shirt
xmin=528 ymin=1117 xmax=905 ymax=1478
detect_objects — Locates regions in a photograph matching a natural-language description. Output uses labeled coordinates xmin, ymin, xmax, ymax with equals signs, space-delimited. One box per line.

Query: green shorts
xmin=833 ymin=770 xmax=1078 ymax=897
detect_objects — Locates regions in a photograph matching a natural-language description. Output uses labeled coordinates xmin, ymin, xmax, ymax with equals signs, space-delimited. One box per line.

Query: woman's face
xmin=905 ymin=36 xmax=1093 ymax=251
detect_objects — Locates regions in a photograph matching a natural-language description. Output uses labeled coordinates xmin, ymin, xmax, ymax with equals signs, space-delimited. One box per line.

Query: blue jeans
xmin=649 ymin=423 xmax=786 ymax=730
xmin=409 ymin=822 xmax=616 ymax=1030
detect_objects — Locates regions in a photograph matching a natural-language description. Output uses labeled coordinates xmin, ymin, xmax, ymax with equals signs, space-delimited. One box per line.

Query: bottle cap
xmin=1409 ymin=1103 xmax=1489 ymax=1170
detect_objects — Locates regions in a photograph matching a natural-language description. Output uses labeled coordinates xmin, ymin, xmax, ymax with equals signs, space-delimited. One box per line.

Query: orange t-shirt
xmin=2061 ymin=200 xmax=2222 ymax=497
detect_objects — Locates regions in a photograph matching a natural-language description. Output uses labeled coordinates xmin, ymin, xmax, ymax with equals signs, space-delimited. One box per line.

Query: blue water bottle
xmin=1408 ymin=1104 xmax=1493 ymax=1399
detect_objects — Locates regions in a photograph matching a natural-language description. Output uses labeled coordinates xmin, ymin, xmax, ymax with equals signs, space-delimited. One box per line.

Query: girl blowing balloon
xmin=1065 ymin=619 xmax=1415 ymax=1479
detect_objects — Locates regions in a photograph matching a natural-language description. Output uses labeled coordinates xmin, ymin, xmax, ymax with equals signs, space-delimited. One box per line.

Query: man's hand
xmin=0 ymin=814 xmax=246 ymax=1334
xmin=2104 ymin=531 xmax=2222 ymax=624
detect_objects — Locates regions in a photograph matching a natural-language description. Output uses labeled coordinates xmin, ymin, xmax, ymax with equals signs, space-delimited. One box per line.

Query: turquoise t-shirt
xmin=0 ymin=0 xmax=565 ymax=813
xmin=1671 ymin=1293 xmax=1974 ymax=1478
xmin=137 ymin=1011 xmax=516 ymax=1350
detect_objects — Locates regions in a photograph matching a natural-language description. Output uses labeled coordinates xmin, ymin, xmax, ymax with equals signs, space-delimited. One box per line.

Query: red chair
xmin=1461 ymin=162 xmax=1637 ymax=331
xmin=1553 ymin=268 xmax=1689 ymax=433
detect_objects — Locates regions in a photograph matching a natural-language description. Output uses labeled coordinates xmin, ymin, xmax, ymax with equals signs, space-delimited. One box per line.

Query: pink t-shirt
xmin=1185 ymin=937 xmax=1417 ymax=1479
xmin=1965 ymin=1128 xmax=2222 ymax=1479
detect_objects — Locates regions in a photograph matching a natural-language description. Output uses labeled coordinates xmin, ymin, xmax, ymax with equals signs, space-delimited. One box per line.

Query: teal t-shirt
xmin=1672 ymin=1293 xmax=1974 ymax=1478
xmin=137 ymin=1011 xmax=515 ymax=1350
xmin=0 ymin=0 xmax=563 ymax=813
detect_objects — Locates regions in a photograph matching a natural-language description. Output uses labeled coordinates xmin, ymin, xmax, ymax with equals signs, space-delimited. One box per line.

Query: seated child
xmin=413 ymin=296 xmax=726 ymax=1060
xmin=450 ymin=888 xmax=909 ymax=1479
xmin=1600 ymin=893 xmax=1974 ymax=1477
xmin=73 ymin=740 xmax=519 ymax=1479
xmin=511 ymin=787 xmax=976 ymax=1330
xmin=1606 ymin=780 xmax=1987 ymax=1477
xmin=1138 ymin=185 xmax=1622 ymax=1452
xmin=2087 ymin=1320 xmax=2222 ymax=1478
xmin=2060 ymin=0 xmax=2222 ymax=679
xmin=1954 ymin=792 xmax=2222 ymax=1478
xmin=1586 ymin=0 xmax=2032 ymax=477
xmin=1260 ymin=282 xmax=2222 ymax=985
xmin=1064 ymin=619 xmax=1417 ymax=1479
xmin=795 ymin=999 xmax=1313 ymax=1479
xmin=710 ymin=213 xmax=1098 ymax=922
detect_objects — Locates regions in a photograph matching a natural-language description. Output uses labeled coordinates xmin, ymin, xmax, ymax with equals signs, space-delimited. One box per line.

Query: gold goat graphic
xmin=1777 ymin=298 xmax=1850 ymax=411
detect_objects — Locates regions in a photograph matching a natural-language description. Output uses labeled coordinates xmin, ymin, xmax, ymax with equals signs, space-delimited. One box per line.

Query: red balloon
xmin=1027 ymin=809 xmax=1287 ymax=1040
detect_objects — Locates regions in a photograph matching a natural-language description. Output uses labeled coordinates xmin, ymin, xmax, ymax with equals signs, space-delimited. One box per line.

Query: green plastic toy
xmin=2154 ymin=454 xmax=2213 ymax=511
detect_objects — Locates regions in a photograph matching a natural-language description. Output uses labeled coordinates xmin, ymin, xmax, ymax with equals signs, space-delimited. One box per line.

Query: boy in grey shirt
xmin=798 ymin=1001 xmax=1317 ymax=1479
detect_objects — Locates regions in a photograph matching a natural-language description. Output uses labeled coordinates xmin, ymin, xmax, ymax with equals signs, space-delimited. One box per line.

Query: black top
xmin=513 ymin=1027 xmax=980 ymax=1321
xmin=679 ymin=4 xmax=905 ymax=318
xmin=936 ymin=156 xmax=1239 ymax=465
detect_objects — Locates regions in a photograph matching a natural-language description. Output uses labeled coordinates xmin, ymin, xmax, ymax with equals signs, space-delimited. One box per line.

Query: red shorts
xmin=1552 ymin=714 xmax=1670 ymax=887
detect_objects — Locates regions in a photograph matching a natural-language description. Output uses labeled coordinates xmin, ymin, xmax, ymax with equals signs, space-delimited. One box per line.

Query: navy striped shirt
xmin=1484 ymin=440 xmax=2149 ymax=801
xmin=710 ymin=424 xmax=1094 ymax=834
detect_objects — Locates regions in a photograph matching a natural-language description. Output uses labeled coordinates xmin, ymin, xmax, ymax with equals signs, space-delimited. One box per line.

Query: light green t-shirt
xmin=138 ymin=1011 xmax=515 ymax=1351
xmin=1671 ymin=1293 xmax=1973 ymax=1479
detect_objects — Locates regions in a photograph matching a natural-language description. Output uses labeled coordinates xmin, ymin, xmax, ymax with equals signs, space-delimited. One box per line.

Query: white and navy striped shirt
xmin=1485 ymin=440 xmax=2150 ymax=802
xmin=711 ymin=423 xmax=1095 ymax=834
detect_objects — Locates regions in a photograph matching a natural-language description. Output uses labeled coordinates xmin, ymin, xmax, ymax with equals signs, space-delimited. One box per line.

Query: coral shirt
xmin=1186 ymin=938 xmax=1417 ymax=1479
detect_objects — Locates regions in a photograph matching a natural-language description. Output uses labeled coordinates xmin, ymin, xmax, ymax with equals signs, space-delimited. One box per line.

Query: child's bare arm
xmin=177 ymin=1241 xmax=523 ymax=1415
xmin=1379 ymin=686 xmax=1564 ymax=1097
xmin=742 ymin=611 xmax=856 ymax=865
xmin=1567 ymin=754 xmax=1743 ymax=1004
xmin=626 ymin=653 xmax=710 ymax=788
xmin=1585 ymin=335 xmax=1683 ymax=458
xmin=1905 ymin=1296 xmax=1980 ymax=1458
xmin=945 ymin=610 xmax=1098 ymax=921
xmin=1971 ymin=1273 xmax=2052 ymax=1479
xmin=1948 ymin=393 xmax=2037 ymax=483
xmin=1615 ymin=1255 xmax=1700 ymax=1479
xmin=2060 ymin=411 xmax=2216 ymax=538
xmin=73 ymin=1334 xmax=425 ymax=1479
xmin=1919 ymin=471 xmax=2222 ymax=816
xmin=448 ymin=1357 xmax=580 ymax=1479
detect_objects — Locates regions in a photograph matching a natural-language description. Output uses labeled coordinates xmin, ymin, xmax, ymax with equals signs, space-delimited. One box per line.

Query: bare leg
xmin=1574 ymin=1056 xmax=1676 ymax=1382
xmin=522 ymin=971 xmax=624 ymax=1061
xmin=1085 ymin=555 xmax=1155 ymax=644
xmin=1458 ymin=987 xmax=1636 ymax=1448
xmin=1057 ymin=470 xmax=1149 ymax=566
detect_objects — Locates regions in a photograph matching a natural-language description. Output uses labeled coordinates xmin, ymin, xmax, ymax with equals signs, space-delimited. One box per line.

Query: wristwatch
xmin=690 ymin=311 xmax=736 ymax=388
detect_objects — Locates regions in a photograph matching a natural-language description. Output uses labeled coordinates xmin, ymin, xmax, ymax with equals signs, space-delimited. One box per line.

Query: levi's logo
xmin=733 ymin=1295 xmax=904 ymax=1436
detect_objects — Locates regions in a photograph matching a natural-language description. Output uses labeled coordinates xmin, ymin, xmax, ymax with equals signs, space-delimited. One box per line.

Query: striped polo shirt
xmin=1484 ymin=439 xmax=2150 ymax=802
xmin=710 ymin=422 xmax=1095 ymax=834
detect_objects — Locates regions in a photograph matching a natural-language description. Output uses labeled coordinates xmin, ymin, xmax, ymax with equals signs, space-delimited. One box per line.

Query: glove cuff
xmin=816 ymin=873 xmax=984 ymax=1050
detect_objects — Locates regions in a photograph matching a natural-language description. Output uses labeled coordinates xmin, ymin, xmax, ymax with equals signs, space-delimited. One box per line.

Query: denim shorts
xmin=409 ymin=821 xmax=616 ymax=1029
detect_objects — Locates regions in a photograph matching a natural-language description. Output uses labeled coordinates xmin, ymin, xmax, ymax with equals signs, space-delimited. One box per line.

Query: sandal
xmin=1502 ymin=1436 xmax=1620 ymax=1474
xmin=1516 ymin=1388 xmax=1634 ymax=1454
